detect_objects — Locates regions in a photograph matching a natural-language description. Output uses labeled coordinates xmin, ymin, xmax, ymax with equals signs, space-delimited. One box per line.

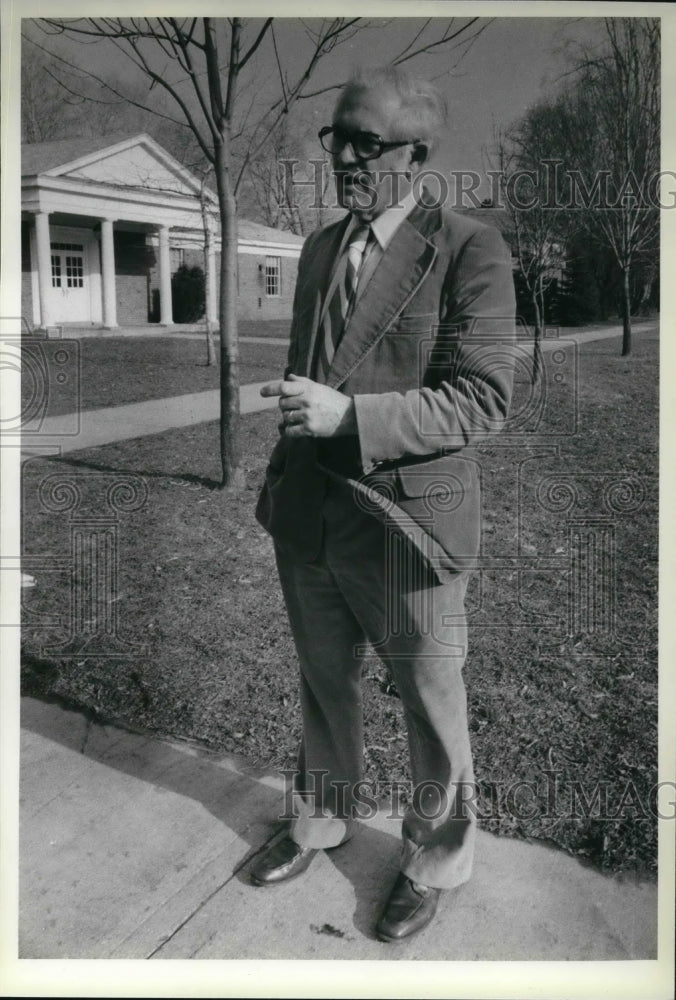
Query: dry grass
xmin=21 ymin=325 xmax=289 ymax=417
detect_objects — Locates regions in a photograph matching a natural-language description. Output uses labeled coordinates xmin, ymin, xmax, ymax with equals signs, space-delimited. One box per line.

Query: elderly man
xmin=252 ymin=66 xmax=515 ymax=943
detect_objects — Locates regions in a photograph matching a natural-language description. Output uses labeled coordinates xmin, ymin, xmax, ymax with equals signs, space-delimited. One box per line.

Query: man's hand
xmin=260 ymin=374 xmax=356 ymax=437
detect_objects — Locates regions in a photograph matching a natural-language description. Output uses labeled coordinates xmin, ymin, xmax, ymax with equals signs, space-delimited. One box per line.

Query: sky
xmin=22 ymin=15 xmax=610 ymax=185
xmin=271 ymin=17 xmax=608 ymax=174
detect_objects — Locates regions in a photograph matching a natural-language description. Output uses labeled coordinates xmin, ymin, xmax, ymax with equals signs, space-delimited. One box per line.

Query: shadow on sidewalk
xmin=19 ymin=697 xmax=659 ymax=960
xmin=21 ymin=697 xmax=403 ymax=945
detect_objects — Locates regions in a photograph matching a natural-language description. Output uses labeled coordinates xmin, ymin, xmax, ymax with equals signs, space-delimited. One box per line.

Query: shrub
xmin=171 ymin=264 xmax=206 ymax=323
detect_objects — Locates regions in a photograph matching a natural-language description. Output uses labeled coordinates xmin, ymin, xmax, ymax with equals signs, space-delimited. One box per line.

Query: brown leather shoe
xmin=250 ymin=835 xmax=318 ymax=886
xmin=376 ymin=872 xmax=441 ymax=942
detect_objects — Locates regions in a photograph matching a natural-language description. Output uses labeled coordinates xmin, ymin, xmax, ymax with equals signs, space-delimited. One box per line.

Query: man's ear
xmin=410 ymin=141 xmax=430 ymax=169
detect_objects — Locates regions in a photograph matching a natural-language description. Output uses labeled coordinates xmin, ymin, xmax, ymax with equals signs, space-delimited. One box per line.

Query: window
xmin=50 ymin=255 xmax=62 ymax=288
xmin=265 ymin=256 xmax=281 ymax=297
xmin=65 ymin=255 xmax=84 ymax=288
xmin=170 ymin=247 xmax=185 ymax=270
xmin=50 ymin=243 xmax=84 ymax=288
xmin=51 ymin=242 xmax=84 ymax=252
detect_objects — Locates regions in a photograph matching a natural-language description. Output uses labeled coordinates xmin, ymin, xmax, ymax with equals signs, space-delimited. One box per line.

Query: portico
xmin=22 ymin=134 xmax=219 ymax=331
xmin=21 ymin=133 xmax=303 ymax=331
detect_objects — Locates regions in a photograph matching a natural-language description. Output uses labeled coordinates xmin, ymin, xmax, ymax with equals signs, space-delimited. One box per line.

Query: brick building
xmin=21 ymin=133 xmax=304 ymax=330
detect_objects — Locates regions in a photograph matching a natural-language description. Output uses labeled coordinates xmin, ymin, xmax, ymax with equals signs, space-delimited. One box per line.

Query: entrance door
xmin=49 ymin=241 xmax=90 ymax=322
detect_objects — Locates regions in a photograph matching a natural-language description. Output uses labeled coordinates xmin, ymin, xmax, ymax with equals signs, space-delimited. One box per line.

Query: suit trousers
xmin=275 ymin=476 xmax=476 ymax=890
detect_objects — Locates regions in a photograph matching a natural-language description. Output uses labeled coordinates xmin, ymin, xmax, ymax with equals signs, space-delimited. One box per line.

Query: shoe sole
xmin=250 ymin=874 xmax=302 ymax=886
xmin=376 ymin=931 xmax=405 ymax=943
xmin=250 ymin=875 xmax=309 ymax=886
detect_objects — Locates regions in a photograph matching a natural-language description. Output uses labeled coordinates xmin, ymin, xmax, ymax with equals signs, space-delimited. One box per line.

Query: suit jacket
xmin=255 ymin=199 xmax=516 ymax=580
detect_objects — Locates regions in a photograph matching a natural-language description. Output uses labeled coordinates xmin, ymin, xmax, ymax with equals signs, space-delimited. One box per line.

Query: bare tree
xmin=241 ymin=118 xmax=333 ymax=236
xmin=492 ymin=109 xmax=571 ymax=382
xmin=22 ymin=52 xmax=71 ymax=142
xmin=22 ymin=47 xmax=139 ymax=141
xmin=242 ymin=118 xmax=337 ymax=236
xmin=22 ymin=35 xmax=180 ymax=145
xmin=556 ymin=17 xmax=660 ymax=356
xmin=32 ymin=16 xmax=493 ymax=486
xmin=243 ymin=120 xmax=305 ymax=234
xmin=197 ymin=174 xmax=219 ymax=367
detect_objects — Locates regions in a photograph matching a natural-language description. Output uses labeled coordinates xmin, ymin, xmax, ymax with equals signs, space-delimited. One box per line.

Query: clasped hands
xmin=260 ymin=374 xmax=356 ymax=437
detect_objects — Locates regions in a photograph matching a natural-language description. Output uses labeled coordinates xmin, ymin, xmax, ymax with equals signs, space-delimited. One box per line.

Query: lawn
xmin=21 ymin=333 xmax=290 ymax=417
xmin=20 ymin=327 xmax=659 ymax=876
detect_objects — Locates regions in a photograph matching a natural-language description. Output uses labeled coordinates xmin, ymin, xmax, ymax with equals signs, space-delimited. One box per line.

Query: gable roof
xmin=455 ymin=205 xmax=511 ymax=232
xmin=22 ymin=133 xmax=209 ymax=200
xmin=239 ymin=219 xmax=305 ymax=246
xmin=22 ymin=134 xmax=140 ymax=177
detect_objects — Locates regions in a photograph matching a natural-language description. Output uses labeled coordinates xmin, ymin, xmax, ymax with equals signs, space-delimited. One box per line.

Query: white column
xmin=100 ymin=218 xmax=118 ymax=328
xmin=206 ymin=225 xmax=218 ymax=324
xmin=158 ymin=225 xmax=173 ymax=325
xmin=35 ymin=211 xmax=53 ymax=329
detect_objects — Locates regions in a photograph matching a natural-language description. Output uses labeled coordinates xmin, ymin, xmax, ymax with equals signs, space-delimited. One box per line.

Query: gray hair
xmin=338 ymin=65 xmax=447 ymax=152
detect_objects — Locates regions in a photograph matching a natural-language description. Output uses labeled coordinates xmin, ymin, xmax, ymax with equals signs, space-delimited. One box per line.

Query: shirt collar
xmin=358 ymin=188 xmax=418 ymax=251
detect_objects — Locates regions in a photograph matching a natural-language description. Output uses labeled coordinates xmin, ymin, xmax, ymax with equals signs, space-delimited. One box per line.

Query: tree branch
xmin=393 ymin=17 xmax=487 ymax=65
xmin=24 ymin=33 xmax=192 ymax=131
xmin=224 ymin=18 xmax=242 ymax=123
xmin=239 ymin=18 xmax=273 ymax=71
xmin=203 ymin=17 xmax=226 ymax=129
xmin=168 ymin=17 xmax=219 ymax=142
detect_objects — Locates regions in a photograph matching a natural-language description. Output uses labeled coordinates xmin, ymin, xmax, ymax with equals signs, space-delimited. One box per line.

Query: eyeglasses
xmin=318 ymin=125 xmax=420 ymax=161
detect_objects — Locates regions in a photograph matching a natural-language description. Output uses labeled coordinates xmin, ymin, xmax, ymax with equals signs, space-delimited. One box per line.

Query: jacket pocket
xmin=355 ymin=457 xmax=480 ymax=570
xmin=360 ymin=457 xmax=473 ymax=511
xmin=394 ymin=471 xmax=471 ymax=534
xmin=395 ymin=457 xmax=473 ymax=502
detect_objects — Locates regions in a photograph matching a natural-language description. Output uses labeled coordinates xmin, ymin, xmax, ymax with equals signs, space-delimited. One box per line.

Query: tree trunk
xmin=531 ymin=285 xmax=544 ymax=384
xmin=621 ymin=266 xmax=632 ymax=357
xmin=205 ymin=317 xmax=217 ymax=367
xmin=538 ymin=275 xmax=546 ymax=337
xmin=203 ymin=227 xmax=216 ymax=367
xmin=214 ymin=137 xmax=244 ymax=489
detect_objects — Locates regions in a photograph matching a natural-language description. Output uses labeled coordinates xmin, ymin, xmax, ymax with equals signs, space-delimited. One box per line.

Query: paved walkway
xmin=49 ymin=322 xmax=290 ymax=343
xmin=22 ymin=381 xmax=278 ymax=456
xmin=18 ymin=696 xmax=659 ymax=964
xmin=20 ymin=322 xmax=657 ymax=457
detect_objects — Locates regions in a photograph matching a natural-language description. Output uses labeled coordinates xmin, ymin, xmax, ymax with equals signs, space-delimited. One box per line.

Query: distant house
xmin=21 ymin=133 xmax=305 ymax=330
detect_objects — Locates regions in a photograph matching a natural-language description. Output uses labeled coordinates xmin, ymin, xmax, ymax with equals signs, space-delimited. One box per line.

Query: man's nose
xmin=333 ymin=139 xmax=358 ymax=168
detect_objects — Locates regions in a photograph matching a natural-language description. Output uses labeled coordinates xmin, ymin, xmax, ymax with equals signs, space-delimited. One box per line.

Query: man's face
xmin=331 ymin=87 xmax=419 ymax=221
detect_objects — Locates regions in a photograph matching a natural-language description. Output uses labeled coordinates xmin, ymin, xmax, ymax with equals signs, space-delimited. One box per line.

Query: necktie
xmin=314 ymin=224 xmax=371 ymax=381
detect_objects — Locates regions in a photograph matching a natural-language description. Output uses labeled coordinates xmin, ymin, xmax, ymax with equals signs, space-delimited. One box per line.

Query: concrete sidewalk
xmin=22 ymin=381 xmax=278 ymax=456
xmin=55 ymin=323 xmax=290 ymax=343
xmin=21 ymin=322 xmax=657 ymax=457
xmin=19 ymin=696 xmax=657 ymax=961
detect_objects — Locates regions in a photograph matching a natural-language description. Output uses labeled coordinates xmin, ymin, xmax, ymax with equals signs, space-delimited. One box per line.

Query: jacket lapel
xmin=297 ymin=217 xmax=351 ymax=377
xmin=326 ymin=204 xmax=442 ymax=389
